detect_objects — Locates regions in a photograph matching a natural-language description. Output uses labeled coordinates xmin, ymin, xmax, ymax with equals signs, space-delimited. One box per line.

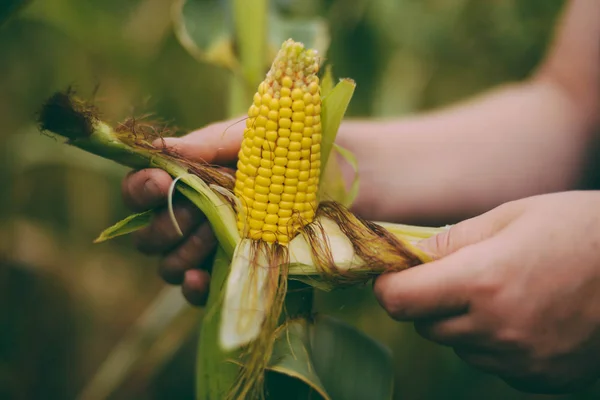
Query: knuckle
xmin=494 ymin=326 xmax=528 ymax=349
xmin=159 ymin=257 xmax=185 ymax=284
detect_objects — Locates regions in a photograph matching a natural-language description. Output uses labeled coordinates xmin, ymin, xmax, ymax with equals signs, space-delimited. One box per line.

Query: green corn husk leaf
xmin=320 ymin=78 xmax=355 ymax=178
xmin=265 ymin=319 xmax=329 ymax=399
xmin=94 ymin=210 xmax=153 ymax=243
xmin=318 ymin=78 xmax=356 ymax=206
xmin=262 ymin=315 xmax=394 ymax=400
xmin=320 ymin=65 xmax=335 ymax=98
xmin=309 ymin=315 xmax=394 ymax=400
xmin=197 ymin=247 xmax=241 ymax=399
xmin=331 ymin=143 xmax=360 ymax=207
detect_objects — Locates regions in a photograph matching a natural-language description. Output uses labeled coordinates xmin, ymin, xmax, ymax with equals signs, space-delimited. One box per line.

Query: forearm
xmin=340 ymin=0 xmax=599 ymax=225
xmin=339 ymin=79 xmax=594 ymax=224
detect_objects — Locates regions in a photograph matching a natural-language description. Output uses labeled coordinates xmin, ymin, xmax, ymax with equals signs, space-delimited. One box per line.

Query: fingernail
xmin=143 ymin=179 xmax=162 ymax=202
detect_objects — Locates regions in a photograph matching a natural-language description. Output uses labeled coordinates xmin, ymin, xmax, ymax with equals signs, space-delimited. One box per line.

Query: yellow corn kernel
xmin=295 ymin=192 xmax=306 ymax=202
xmin=253 ymin=201 xmax=267 ymax=211
xmin=262 ymin=232 xmax=277 ymax=242
xmin=281 ymin=193 xmax=295 ymax=202
xmin=268 ymin=193 xmax=281 ymax=203
xmin=287 ymin=160 xmax=300 ymax=170
xmin=266 ymin=120 xmax=278 ymax=131
xmin=255 ymin=127 xmax=266 ymax=138
xmin=272 ymin=165 xmax=286 ymax=176
xmin=292 ymin=112 xmax=305 ymax=122
xmin=278 ymin=209 xmax=292 ymax=218
xmin=249 ymin=219 xmax=264 ymax=230
xmin=291 ymin=122 xmax=303 ymax=133
xmin=280 ymin=108 xmax=292 ymax=118
xmin=255 ymin=193 xmax=269 ymax=203
xmin=274 ymin=147 xmax=288 ymax=157
xmin=271 ymin=175 xmax=285 ymax=184
xmin=280 ymin=97 xmax=292 ymax=108
xmin=270 ymin=184 xmax=284 ymax=194
xmin=283 ymin=186 xmax=297 ymax=195
xmin=285 ymin=169 xmax=299 ymax=179
xmin=266 ymin=130 xmax=278 ymax=141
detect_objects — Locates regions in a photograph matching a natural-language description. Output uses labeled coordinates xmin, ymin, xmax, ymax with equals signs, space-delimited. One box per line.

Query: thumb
xmin=154 ymin=118 xmax=245 ymax=165
xmin=418 ymin=200 xmax=525 ymax=258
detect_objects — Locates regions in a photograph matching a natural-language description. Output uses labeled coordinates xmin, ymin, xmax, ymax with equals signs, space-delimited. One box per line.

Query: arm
xmin=340 ymin=0 xmax=599 ymax=225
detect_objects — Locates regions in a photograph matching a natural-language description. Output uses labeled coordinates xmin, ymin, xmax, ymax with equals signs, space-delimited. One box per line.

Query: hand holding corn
xmin=121 ymin=120 xmax=243 ymax=305
xmin=375 ymin=191 xmax=600 ymax=394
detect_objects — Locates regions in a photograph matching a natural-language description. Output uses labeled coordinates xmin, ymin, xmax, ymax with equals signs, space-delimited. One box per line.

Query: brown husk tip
xmin=38 ymin=88 xmax=99 ymax=140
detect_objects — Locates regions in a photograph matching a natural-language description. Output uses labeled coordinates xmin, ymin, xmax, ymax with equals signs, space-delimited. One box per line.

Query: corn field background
xmin=2 ymin=0 xmax=599 ymax=399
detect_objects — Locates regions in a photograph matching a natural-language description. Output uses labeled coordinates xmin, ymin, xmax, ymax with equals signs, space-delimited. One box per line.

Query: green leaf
xmin=332 ymin=143 xmax=360 ymax=207
xmin=320 ymin=65 xmax=335 ymax=98
xmin=268 ymin=319 xmax=329 ymax=399
xmin=318 ymin=78 xmax=356 ymax=204
xmin=266 ymin=316 xmax=395 ymax=400
xmin=319 ymin=78 xmax=356 ymax=177
xmin=172 ymin=0 xmax=238 ymax=70
xmin=93 ymin=210 xmax=154 ymax=243
xmin=309 ymin=315 xmax=395 ymax=400
xmin=197 ymin=247 xmax=240 ymax=400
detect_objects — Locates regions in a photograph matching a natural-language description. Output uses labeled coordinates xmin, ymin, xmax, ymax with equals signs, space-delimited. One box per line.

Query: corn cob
xmin=234 ymin=39 xmax=322 ymax=244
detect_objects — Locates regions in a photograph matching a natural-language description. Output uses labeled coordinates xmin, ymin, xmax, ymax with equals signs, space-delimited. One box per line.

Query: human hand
xmin=121 ymin=120 xmax=243 ymax=305
xmin=374 ymin=191 xmax=600 ymax=393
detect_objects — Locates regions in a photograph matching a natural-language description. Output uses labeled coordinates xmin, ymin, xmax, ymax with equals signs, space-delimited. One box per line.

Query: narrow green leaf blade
xmin=319 ymin=78 xmax=356 ymax=180
xmin=320 ymin=65 xmax=335 ymax=98
xmin=309 ymin=315 xmax=395 ymax=400
xmin=93 ymin=210 xmax=154 ymax=243
xmin=332 ymin=143 xmax=360 ymax=207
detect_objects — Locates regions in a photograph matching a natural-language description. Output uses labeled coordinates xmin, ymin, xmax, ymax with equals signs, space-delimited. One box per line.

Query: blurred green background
xmin=2 ymin=0 xmax=599 ymax=399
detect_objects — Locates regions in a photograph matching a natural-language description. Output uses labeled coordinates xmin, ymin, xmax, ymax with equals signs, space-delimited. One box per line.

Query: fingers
xmin=158 ymin=223 xmax=217 ymax=284
xmin=182 ymin=269 xmax=211 ymax=306
xmin=414 ymin=315 xmax=483 ymax=347
xmin=133 ymin=201 xmax=204 ymax=254
xmin=122 ymin=168 xmax=173 ymax=211
xmin=374 ymin=244 xmax=489 ymax=321
xmin=453 ymin=347 xmax=512 ymax=375
xmin=418 ymin=199 xmax=527 ymax=258
xmin=156 ymin=120 xmax=244 ymax=166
